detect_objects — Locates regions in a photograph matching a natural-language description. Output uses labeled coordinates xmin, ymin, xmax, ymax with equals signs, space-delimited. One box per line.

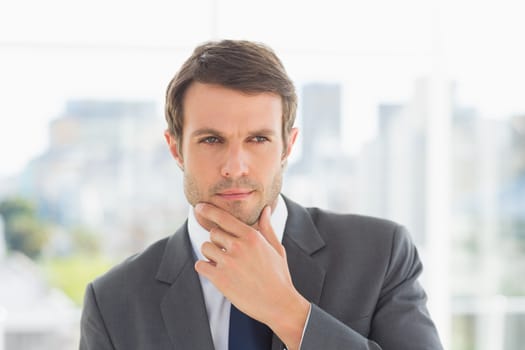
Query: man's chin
xmin=221 ymin=202 xmax=262 ymax=226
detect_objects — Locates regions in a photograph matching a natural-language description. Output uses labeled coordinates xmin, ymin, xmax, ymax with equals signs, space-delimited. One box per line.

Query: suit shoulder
xmin=306 ymin=206 xmax=401 ymax=237
xmin=302 ymin=206 xmax=419 ymax=284
xmin=303 ymin=206 xmax=416 ymax=254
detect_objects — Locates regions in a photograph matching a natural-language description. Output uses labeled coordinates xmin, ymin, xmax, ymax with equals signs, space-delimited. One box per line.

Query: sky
xmin=1 ymin=0 xmax=524 ymax=178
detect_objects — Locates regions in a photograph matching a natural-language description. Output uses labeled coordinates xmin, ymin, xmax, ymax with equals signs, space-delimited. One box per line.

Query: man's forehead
xmin=183 ymin=82 xmax=282 ymax=106
xmin=182 ymin=83 xmax=283 ymax=130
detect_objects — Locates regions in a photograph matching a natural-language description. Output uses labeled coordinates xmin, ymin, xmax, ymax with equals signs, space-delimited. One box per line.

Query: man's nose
xmin=221 ymin=144 xmax=249 ymax=178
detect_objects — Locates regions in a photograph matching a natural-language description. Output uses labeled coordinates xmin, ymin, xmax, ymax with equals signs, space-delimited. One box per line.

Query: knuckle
xmin=220 ymin=255 xmax=235 ymax=272
xmin=229 ymin=240 xmax=241 ymax=253
xmin=244 ymin=230 xmax=258 ymax=245
xmin=197 ymin=203 xmax=209 ymax=216
xmin=199 ymin=204 xmax=217 ymax=220
xmin=210 ymin=228 xmax=224 ymax=243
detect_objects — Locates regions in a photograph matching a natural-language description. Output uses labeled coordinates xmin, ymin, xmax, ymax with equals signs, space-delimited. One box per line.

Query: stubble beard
xmin=183 ymin=170 xmax=283 ymax=226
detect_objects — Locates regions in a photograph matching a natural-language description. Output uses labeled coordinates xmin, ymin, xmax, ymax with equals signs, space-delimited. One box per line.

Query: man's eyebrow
xmin=190 ymin=128 xmax=278 ymax=137
xmin=248 ymin=128 xmax=278 ymax=136
xmin=190 ymin=128 xmax=224 ymax=138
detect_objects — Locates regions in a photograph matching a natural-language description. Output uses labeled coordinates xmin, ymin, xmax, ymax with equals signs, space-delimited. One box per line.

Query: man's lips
xmin=216 ymin=189 xmax=255 ymax=200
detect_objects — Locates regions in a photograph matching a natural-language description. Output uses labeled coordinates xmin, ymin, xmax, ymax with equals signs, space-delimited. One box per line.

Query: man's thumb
xmin=258 ymin=206 xmax=283 ymax=254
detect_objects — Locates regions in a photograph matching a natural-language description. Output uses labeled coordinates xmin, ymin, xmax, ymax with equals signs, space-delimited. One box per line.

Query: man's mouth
xmin=216 ymin=189 xmax=254 ymax=200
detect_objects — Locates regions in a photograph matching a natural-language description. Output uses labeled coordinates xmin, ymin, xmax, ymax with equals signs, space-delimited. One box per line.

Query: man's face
xmin=165 ymin=82 xmax=298 ymax=225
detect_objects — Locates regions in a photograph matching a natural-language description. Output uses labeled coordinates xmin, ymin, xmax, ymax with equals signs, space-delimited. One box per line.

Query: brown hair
xmin=165 ymin=40 xmax=297 ymax=147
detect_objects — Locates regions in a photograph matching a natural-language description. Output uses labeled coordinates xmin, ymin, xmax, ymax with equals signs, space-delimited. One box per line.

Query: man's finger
xmin=257 ymin=205 xmax=284 ymax=254
xmin=209 ymin=227 xmax=233 ymax=252
xmin=195 ymin=203 xmax=248 ymax=237
xmin=194 ymin=260 xmax=216 ymax=279
xmin=201 ymin=241 xmax=225 ymax=264
xmin=193 ymin=204 xmax=219 ymax=232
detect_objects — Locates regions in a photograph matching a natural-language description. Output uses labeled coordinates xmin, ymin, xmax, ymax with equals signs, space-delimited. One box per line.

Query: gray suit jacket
xmin=80 ymin=196 xmax=443 ymax=349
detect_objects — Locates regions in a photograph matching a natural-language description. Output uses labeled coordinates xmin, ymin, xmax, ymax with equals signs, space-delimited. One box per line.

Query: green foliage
xmin=7 ymin=215 xmax=50 ymax=258
xmin=0 ymin=196 xmax=34 ymax=217
xmin=43 ymin=255 xmax=115 ymax=305
xmin=0 ymin=196 xmax=51 ymax=259
xmin=1 ymin=197 xmax=111 ymax=305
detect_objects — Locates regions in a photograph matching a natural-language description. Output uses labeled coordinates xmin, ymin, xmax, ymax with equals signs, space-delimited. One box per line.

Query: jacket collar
xmin=281 ymin=196 xmax=326 ymax=305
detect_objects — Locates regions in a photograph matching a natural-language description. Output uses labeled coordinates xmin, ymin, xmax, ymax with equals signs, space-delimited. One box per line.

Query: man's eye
xmin=200 ymin=136 xmax=221 ymax=144
xmin=251 ymin=136 xmax=269 ymax=143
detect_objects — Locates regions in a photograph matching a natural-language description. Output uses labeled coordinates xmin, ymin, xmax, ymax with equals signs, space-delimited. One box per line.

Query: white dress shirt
xmin=187 ymin=195 xmax=290 ymax=350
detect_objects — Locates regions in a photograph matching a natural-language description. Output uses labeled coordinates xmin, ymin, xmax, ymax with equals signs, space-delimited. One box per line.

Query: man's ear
xmin=282 ymin=127 xmax=299 ymax=163
xmin=164 ymin=130 xmax=184 ymax=170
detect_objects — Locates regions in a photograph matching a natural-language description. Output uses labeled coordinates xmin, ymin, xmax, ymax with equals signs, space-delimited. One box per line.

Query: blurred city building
xmin=286 ymin=83 xmax=356 ymax=212
xmin=356 ymin=78 xmax=428 ymax=246
xmin=450 ymin=106 xmax=525 ymax=350
xmin=17 ymin=100 xmax=187 ymax=256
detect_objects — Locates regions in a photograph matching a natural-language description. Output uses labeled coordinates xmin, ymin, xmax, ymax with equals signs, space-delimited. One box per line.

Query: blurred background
xmin=0 ymin=0 xmax=524 ymax=349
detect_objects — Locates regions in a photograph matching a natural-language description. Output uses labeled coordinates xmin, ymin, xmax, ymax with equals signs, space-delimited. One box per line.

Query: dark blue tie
xmin=228 ymin=304 xmax=273 ymax=350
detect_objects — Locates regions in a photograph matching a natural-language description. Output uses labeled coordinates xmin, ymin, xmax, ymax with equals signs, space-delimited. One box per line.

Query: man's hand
xmin=194 ymin=203 xmax=310 ymax=350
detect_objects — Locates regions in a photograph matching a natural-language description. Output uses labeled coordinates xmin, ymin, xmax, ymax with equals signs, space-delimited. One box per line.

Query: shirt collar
xmin=188 ymin=195 xmax=288 ymax=261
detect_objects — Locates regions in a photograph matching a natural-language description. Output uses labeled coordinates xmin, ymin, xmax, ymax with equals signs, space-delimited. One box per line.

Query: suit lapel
xmin=156 ymin=223 xmax=215 ymax=350
xmin=272 ymin=196 xmax=327 ymax=350
xmin=282 ymin=197 xmax=326 ymax=304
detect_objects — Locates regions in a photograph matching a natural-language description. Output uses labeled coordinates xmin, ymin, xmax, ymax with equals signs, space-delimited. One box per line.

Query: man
xmin=80 ymin=40 xmax=443 ymax=350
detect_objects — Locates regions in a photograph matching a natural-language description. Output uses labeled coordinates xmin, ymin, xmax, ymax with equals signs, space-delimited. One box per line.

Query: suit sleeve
xmin=300 ymin=225 xmax=443 ymax=350
xmin=79 ymin=283 xmax=115 ymax=350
